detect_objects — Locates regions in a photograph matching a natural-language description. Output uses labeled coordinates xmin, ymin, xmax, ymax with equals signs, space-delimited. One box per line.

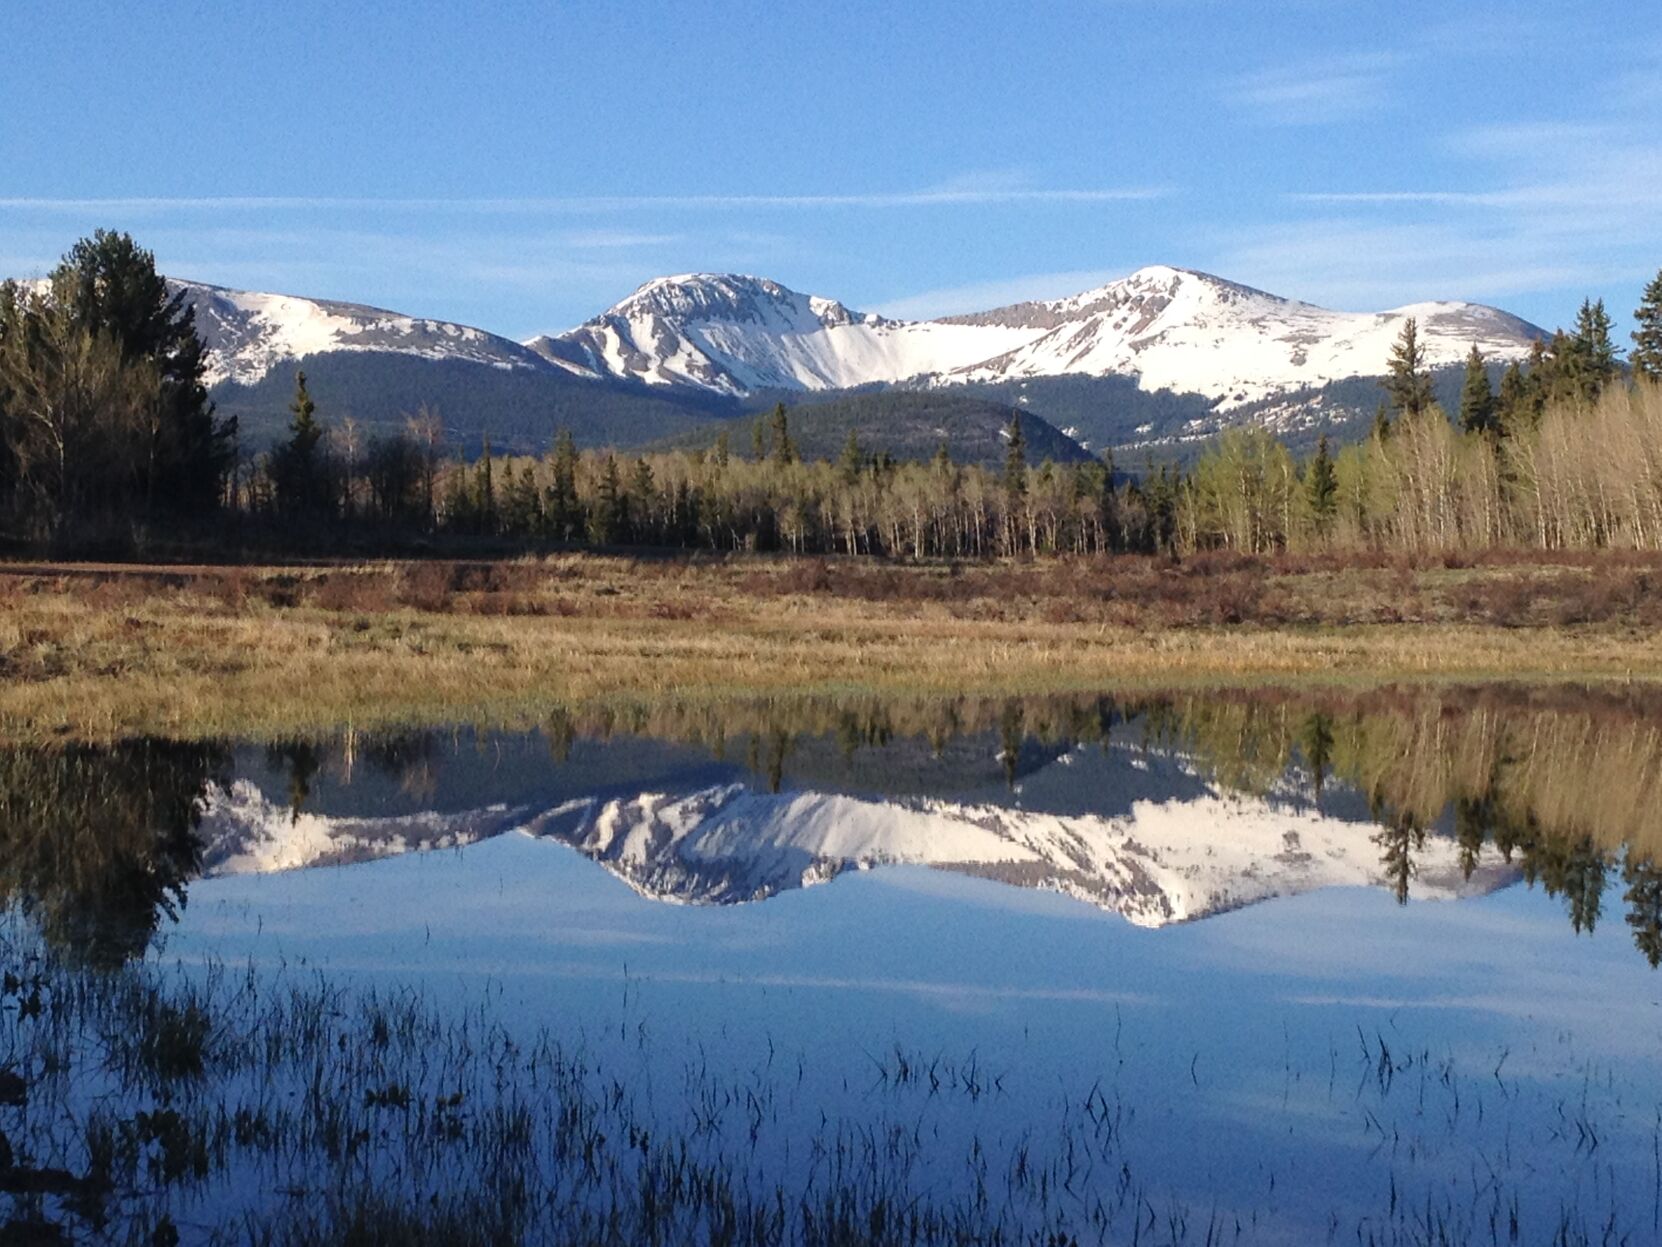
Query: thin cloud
xmin=0 ymin=187 xmax=1169 ymax=215
xmin=1226 ymin=54 xmax=1400 ymax=125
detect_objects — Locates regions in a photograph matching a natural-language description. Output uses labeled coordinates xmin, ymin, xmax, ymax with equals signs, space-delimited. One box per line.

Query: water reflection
xmin=6 ymin=684 xmax=1662 ymax=965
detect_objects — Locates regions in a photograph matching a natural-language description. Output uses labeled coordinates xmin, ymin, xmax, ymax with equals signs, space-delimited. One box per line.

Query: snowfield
xmin=526 ymin=265 xmax=1545 ymax=406
xmin=197 ymin=757 xmax=1510 ymax=928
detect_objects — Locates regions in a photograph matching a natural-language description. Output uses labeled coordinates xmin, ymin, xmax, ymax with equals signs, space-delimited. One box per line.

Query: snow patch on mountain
xmin=176 ymin=281 xmax=547 ymax=387
xmin=196 ymin=773 xmax=1509 ymax=927
xmin=529 ymin=266 xmax=1545 ymax=409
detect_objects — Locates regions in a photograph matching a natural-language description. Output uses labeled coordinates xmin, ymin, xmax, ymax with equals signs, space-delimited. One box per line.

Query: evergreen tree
xmin=1496 ymin=361 xmax=1528 ymax=435
xmin=1457 ymin=345 xmax=1496 ymax=435
xmin=1371 ymin=401 xmax=1391 ymax=441
xmin=630 ymin=457 xmax=656 ymax=542
xmin=712 ymin=430 xmax=731 ymax=470
xmin=1003 ymin=412 xmax=1027 ymax=555
xmin=751 ymin=418 xmax=766 ymax=460
xmin=838 ymin=430 xmax=864 ymax=486
xmin=476 ymin=435 xmax=495 ymax=535
xmin=50 ymin=230 xmax=233 ymax=518
xmin=271 ymin=371 xmax=328 ymax=524
xmin=1383 ymin=317 xmax=1434 ymax=419
xmin=590 ymin=453 xmax=625 ymax=545
xmin=547 ymin=428 xmax=579 ymax=540
xmin=1306 ymin=433 xmax=1338 ymax=537
xmin=1568 ymin=298 xmax=1620 ymax=402
xmin=1631 ymin=269 xmax=1662 ymax=383
xmin=1623 ymin=857 xmax=1662 ymax=969
xmin=768 ymin=403 xmax=795 ymax=466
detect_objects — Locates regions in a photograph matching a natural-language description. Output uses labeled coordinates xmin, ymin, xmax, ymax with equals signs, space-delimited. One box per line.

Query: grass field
xmin=3 ymin=551 xmax=1661 ymax=743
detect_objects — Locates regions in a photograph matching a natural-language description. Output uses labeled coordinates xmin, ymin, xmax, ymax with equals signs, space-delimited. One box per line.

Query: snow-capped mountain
xmin=196 ymin=745 xmax=1511 ymax=928
xmin=172 ymin=280 xmax=548 ymax=388
xmin=529 ymin=266 xmax=1545 ymax=407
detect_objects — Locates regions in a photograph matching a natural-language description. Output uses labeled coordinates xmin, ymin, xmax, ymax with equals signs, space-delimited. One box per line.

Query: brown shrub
xmin=398 ymin=562 xmax=458 ymax=612
xmin=311 ymin=571 xmax=400 ymax=613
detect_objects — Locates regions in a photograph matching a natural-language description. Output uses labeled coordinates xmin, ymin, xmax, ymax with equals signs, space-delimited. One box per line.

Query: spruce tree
xmin=768 ymin=403 xmax=794 ymax=466
xmin=547 ymin=428 xmax=579 ymax=541
xmin=591 ymin=453 xmax=624 ymax=545
xmin=1306 ymin=433 xmax=1337 ymax=536
xmin=272 ymin=370 xmax=326 ymax=524
xmin=1458 ymin=345 xmax=1496 ymax=435
xmin=476 ymin=435 xmax=495 ymax=535
xmin=1632 ymin=269 xmax=1662 ymax=383
xmin=1571 ymin=297 xmax=1620 ymax=401
xmin=630 ymin=458 xmax=655 ymax=542
xmin=51 ymin=229 xmax=233 ymax=517
xmin=1496 ymin=361 xmax=1528 ymax=435
xmin=1383 ymin=317 xmax=1434 ymax=419
xmin=838 ymin=430 xmax=864 ymax=486
xmin=1003 ymin=412 xmax=1027 ymax=555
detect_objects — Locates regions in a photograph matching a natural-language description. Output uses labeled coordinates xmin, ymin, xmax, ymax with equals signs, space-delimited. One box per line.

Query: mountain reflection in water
xmin=5 ymin=684 xmax=1662 ymax=967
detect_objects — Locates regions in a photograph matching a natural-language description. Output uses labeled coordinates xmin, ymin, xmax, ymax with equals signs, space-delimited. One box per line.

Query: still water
xmin=3 ymin=685 xmax=1661 ymax=1243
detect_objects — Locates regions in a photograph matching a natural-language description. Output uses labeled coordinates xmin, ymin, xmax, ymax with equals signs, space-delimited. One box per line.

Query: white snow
xmin=531 ymin=267 xmax=1543 ymax=407
xmin=195 ymin=771 xmax=1507 ymax=928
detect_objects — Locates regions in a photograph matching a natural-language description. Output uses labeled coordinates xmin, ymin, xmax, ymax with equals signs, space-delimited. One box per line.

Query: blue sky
xmin=2 ymin=1 xmax=1658 ymax=341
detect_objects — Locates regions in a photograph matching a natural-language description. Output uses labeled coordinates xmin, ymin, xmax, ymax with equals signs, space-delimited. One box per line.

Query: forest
xmin=4 ymin=231 xmax=1662 ymax=560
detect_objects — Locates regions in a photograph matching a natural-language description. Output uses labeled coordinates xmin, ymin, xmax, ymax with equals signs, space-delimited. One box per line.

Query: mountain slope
xmin=172 ymin=280 xmax=547 ymax=387
xmin=196 ymin=744 xmax=1513 ymax=928
xmin=653 ymin=390 xmax=1096 ymax=468
xmin=533 ymin=267 xmax=1547 ymax=408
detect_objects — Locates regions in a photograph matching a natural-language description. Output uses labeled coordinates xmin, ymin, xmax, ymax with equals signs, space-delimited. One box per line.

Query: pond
xmin=3 ymin=685 xmax=1661 ymax=1244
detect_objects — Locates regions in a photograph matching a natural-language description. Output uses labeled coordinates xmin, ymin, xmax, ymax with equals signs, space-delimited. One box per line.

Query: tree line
xmin=5 ymin=230 xmax=1662 ymax=557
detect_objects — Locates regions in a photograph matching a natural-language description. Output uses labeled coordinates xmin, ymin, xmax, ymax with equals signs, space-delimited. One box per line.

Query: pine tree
xmin=547 ymin=428 xmax=579 ymax=540
xmin=1632 ymin=269 xmax=1662 ymax=383
xmin=768 ymin=403 xmax=795 ymax=466
xmin=1003 ymin=412 xmax=1027 ymax=555
xmin=590 ymin=453 xmax=624 ymax=545
xmin=1306 ymin=433 xmax=1337 ymax=537
xmin=838 ymin=430 xmax=864 ymax=486
xmin=712 ymin=430 xmax=731 ymax=470
xmin=272 ymin=370 xmax=327 ymax=523
xmin=50 ymin=229 xmax=233 ymax=517
xmin=1371 ymin=401 xmax=1391 ymax=441
xmin=1496 ymin=361 xmax=1528 ymax=435
xmin=1383 ymin=317 xmax=1434 ymax=419
xmin=476 ymin=435 xmax=495 ymax=535
xmin=751 ymin=418 xmax=766 ymax=460
xmin=1571 ymin=298 xmax=1620 ymax=401
xmin=630 ymin=458 xmax=655 ymax=542
xmin=1458 ymin=345 xmax=1496 ymax=435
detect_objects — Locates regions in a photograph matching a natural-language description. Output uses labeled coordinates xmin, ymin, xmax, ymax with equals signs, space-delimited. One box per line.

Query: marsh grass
xmin=3 ymin=555 xmax=1662 ymax=744
xmin=0 ymin=919 xmax=1657 ymax=1245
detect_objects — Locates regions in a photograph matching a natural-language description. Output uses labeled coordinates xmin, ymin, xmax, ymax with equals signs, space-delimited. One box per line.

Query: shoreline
xmin=3 ymin=553 xmax=1660 ymax=743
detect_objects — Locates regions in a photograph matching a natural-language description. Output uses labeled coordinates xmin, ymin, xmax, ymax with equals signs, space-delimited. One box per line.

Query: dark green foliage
xmin=1632 ymin=270 xmax=1662 ymax=383
xmin=589 ymin=454 xmax=625 ymax=545
xmin=1458 ymin=345 xmax=1497 ymax=435
xmin=0 ymin=739 xmax=228 ymax=967
xmin=1383 ymin=318 xmax=1434 ymax=419
xmin=547 ymin=428 xmax=580 ymax=541
xmin=268 ymin=372 xmax=333 ymax=526
xmin=0 ymin=231 xmax=234 ymax=546
xmin=1306 ymin=434 xmax=1337 ymax=535
xmin=50 ymin=230 xmax=234 ymax=518
xmin=655 ymin=391 xmax=1093 ymax=470
xmin=209 ymin=352 xmax=732 ymax=454
xmin=768 ymin=402 xmax=795 ymax=466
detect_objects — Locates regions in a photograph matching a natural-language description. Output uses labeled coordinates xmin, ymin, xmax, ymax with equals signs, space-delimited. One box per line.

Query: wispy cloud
xmin=1259 ymin=109 xmax=1662 ymax=315
xmin=0 ymin=186 xmax=1169 ymax=216
xmin=1225 ymin=53 xmax=1400 ymax=125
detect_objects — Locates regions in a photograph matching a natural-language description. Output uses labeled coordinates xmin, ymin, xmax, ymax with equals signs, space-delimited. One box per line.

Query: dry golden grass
xmin=3 ymin=554 xmax=1660 ymax=743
